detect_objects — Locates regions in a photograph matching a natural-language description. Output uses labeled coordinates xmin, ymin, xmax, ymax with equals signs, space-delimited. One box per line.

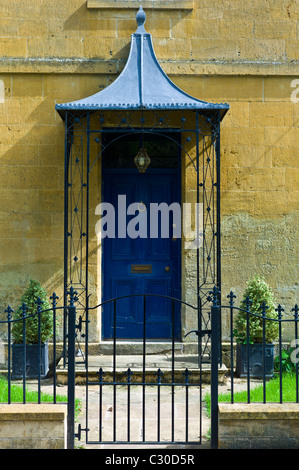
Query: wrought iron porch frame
xmin=62 ymin=106 xmax=222 ymax=365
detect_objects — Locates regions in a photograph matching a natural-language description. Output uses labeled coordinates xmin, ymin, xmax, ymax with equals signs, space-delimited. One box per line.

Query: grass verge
xmin=205 ymin=373 xmax=299 ymax=416
xmin=0 ymin=377 xmax=81 ymax=418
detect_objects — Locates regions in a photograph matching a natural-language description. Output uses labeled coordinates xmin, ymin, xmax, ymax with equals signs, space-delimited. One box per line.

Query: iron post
xmin=67 ymin=287 xmax=77 ymax=449
xmin=210 ymin=286 xmax=220 ymax=449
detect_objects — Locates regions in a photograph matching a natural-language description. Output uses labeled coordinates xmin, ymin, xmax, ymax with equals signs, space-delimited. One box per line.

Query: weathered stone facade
xmin=0 ymin=0 xmax=298 ymax=341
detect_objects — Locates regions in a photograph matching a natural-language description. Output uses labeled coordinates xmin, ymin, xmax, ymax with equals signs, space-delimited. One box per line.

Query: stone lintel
xmin=87 ymin=0 xmax=194 ymax=10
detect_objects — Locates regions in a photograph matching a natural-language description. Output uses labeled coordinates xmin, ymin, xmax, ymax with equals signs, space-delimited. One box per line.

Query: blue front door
xmin=103 ymin=170 xmax=181 ymax=339
xmin=102 ymin=133 xmax=181 ymax=339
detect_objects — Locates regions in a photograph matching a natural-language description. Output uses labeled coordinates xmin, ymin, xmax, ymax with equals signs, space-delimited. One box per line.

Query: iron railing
xmin=0 ymin=292 xmax=62 ymax=404
xmin=0 ymin=285 xmax=298 ymax=450
xmin=0 ymin=288 xmax=76 ymax=449
xmin=218 ymin=289 xmax=299 ymax=405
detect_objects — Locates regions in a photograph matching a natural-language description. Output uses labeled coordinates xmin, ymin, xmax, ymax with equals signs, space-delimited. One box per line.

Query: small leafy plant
xmin=234 ymin=275 xmax=279 ymax=344
xmin=12 ymin=280 xmax=53 ymax=344
xmin=274 ymin=347 xmax=297 ymax=373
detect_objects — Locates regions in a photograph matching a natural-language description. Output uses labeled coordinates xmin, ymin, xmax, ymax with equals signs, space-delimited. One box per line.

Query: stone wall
xmin=0 ymin=404 xmax=67 ymax=449
xmin=0 ymin=0 xmax=297 ymax=340
xmin=218 ymin=403 xmax=299 ymax=449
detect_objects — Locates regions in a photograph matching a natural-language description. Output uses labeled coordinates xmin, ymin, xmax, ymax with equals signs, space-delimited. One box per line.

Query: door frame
xmin=101 ymin=130 xmax=182 ymax=340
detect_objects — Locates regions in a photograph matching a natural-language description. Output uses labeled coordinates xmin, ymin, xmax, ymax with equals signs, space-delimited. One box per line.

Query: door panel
xmin=110 ymin=181 xmax=138 ymax=260
xmin=111 ymin=278 xmax=141 ymax=338
xmin=146 ymin=179 xmax=172 ymax=260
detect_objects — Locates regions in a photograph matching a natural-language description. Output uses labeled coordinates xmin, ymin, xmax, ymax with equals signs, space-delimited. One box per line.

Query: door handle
xmin=165 ymin=266 xmax=171 ymax=272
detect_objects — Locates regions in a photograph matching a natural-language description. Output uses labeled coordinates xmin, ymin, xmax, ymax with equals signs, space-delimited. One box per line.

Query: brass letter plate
xmin=131 ymin=264 xmax=152 ymax=273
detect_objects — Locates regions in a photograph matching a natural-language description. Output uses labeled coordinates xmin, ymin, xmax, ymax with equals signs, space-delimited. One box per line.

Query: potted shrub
xmin=11 ymin=279 xmax=53 ymax=379
xmin=234 ymin=275 xmax=279 ymax=379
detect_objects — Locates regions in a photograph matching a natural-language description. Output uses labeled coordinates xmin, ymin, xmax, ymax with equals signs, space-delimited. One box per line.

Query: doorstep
xmin=56 ymin=351 xmax=227 ymax=385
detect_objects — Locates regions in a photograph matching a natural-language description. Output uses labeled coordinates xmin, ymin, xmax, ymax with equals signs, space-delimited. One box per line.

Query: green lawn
xmin=205 ymin=373 xmax=299 ymax=416
xmin=0 ymin=377 xmax=81 ymax=417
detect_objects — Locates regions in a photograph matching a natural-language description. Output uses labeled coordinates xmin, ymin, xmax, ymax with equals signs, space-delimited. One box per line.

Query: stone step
xmin=78 ymin=341 xmax=200 ymax=356
xmin=56 ymin=353 xmax=227 ymax=385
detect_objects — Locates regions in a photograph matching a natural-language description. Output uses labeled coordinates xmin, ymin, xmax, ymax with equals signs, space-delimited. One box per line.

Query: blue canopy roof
xmin=56 ymin=6 xmax=229 ymax=119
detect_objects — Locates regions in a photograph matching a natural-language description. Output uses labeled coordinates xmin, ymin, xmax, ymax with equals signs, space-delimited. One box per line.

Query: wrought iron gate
xmin=67 ymin=286 xmax=220 ymax=449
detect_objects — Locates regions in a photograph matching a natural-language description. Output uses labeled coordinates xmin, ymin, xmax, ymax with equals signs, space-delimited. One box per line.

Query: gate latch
xmin=75 ymin=424 xmax=89 ymax=441
xmin=185 ymin=329 xmax=211 ymax=338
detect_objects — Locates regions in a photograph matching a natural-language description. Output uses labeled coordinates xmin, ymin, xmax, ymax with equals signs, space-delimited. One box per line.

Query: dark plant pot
xmin=12 ymin=342 xmax=49 ymax=379
xmin=236 ymin=343 xmax=274 ymax=379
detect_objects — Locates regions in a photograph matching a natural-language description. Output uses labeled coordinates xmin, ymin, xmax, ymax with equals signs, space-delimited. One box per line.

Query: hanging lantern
xmin=134 ymin=147 xmax=151 ymax=173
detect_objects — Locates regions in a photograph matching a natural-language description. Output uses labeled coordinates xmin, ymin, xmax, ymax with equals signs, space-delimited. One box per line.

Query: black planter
xmin=12 ymin=342 xmax=49 ymax=379
xmin=236 ymin=343 xmax=274 ymax=379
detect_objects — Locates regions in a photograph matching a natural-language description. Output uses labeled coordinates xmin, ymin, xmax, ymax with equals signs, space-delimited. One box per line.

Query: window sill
xmin=87 ymin=1 xmax=193 ymax=10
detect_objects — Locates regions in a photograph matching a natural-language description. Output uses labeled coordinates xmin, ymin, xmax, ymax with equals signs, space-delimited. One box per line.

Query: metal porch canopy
xmin=55 ymin=6 xmax=229 ymax=118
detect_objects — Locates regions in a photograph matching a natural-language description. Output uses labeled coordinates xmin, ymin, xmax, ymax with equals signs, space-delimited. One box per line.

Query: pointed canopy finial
xmin=136 ymin=5 xmax=146 ymax=33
